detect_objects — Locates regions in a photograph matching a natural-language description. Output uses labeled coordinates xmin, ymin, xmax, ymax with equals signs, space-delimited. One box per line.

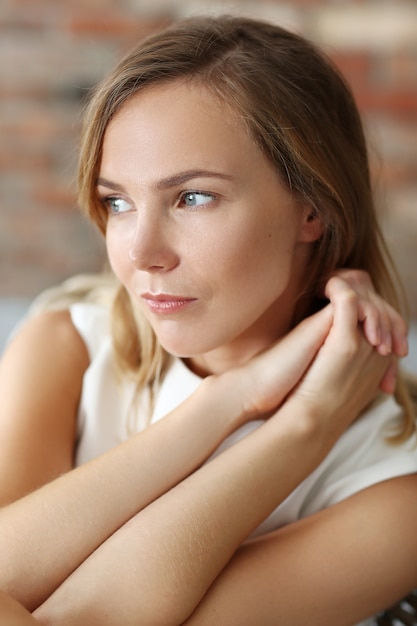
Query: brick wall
xmin=1 ymin=0 xmax=416 ymax=317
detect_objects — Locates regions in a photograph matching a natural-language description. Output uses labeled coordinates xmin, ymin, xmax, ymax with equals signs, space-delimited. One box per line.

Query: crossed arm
xmin=0 ymin=273 xmax=415 ymax=625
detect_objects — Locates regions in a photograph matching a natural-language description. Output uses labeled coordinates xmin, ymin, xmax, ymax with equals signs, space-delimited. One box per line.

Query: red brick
xmin=356 ymin=89 xmax=417 ymax=116
xmin=31 ymin=185 xmax=77 ymax=212
xmin=0 ymin=0 xmax=415 ymax=310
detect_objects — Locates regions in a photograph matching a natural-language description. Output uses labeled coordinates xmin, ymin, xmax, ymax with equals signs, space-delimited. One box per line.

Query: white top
xmin=72 ymin=302 xmax=417 ymax=528
xmin=71 ymin=303 xmax=417 ymax=625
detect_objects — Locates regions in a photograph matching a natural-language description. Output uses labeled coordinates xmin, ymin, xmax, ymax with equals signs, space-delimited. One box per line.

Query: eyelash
xmin=177 ymin=191 xmax=217 ymax=209
xmin=99 ymin=196 xmax=132 ymax=215
xmin=98 ymin=190 xmax=218 ymax=215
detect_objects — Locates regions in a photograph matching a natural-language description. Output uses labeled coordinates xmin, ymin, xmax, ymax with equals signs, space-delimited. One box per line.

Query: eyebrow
xmin=96 ymin=169 xmax=236 ymax=192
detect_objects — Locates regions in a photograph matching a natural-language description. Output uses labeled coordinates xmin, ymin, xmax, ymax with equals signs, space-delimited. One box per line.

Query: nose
xmin=128 ymin=208 xmax=179 ymax=273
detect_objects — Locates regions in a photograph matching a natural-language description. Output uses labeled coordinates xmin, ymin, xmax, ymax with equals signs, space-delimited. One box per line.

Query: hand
xmin=291 ymin=280 xmax=393 ymax=443
xmin=327 ymin=269 xmax=408 ymax=357
xmin=325 ymin=271 xmax=407 ymax=394
xmin=237 ymin=305 xmax=334 ymax=418
xmin=236 ymin=269 xmax=401 ymax=422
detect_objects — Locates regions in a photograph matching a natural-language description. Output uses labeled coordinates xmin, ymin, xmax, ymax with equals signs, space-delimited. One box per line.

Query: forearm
xmin=1 ymin=307 xmax=333 ymax=611
xmin=0 ymin=372 xmax=244 ymax=611
xmin=0 ymin=591 xmax=38 ymax=626
xmin=34 ymin=306 xmax=391 ymax=626
xmin=34 ymin=396 xmax=329 ymax=626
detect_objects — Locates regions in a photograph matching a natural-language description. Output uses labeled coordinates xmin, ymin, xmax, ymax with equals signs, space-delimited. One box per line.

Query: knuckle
xmin=339 ymin=288 xmax=359 ymax=308
xmin=324 ymin=275 xmax=339 ymax=293
xmin=340 ymin=268 xmax=370 ymax=287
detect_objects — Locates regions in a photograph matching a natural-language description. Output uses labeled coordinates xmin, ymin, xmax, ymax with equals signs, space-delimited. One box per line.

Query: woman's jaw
xmin=102 ymin=81 xmax=321 ymax=376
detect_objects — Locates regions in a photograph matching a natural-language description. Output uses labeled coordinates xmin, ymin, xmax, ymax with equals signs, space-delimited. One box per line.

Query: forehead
xmin=100 ymin=81 xmax=260 ymax=179
xmin=110 ymin=79 xmax=242 ymax=131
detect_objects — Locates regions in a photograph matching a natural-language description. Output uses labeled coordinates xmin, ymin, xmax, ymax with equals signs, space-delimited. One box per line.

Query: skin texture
xmin=0 ymin=310 xmax=88 ymax=505
xmin=101 ymin=82 xmax=323 ymax=374
xmin=0 ymin=591 xmax=37 ymax=626
xmin=0 ymin=82 xmax=415 ymax=625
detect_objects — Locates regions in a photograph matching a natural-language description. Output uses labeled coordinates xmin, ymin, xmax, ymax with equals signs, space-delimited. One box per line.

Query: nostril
xmin=128 ymin=243 xmax=177 ymax=273
xmin=126 ymin=216 xmax=179 ymax=272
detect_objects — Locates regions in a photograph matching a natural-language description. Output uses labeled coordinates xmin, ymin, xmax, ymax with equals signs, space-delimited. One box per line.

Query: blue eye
xmin=103 ymin=197 xmax=132 ymax=215
xmin=180 ymin=191 xmax=214 ymax=208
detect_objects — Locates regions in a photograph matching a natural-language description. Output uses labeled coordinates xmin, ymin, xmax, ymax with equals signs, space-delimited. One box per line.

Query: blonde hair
xmin=76 ymin=15 xmax=414 ymax=439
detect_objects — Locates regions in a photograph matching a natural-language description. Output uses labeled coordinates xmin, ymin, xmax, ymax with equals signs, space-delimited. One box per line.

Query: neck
xmin=186 ymin=301 xmax=296 ymax=377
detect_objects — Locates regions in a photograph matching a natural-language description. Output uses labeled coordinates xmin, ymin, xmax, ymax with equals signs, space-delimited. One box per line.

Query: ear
xmin=298 ymin=207 xmax=324 ymax=243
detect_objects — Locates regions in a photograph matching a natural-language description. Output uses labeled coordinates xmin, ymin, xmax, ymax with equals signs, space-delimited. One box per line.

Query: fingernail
xmin=373 ymin=327 xmax=382 ymax=346
xmin=384 ymin=333 xmax=392 ymax=354
xmin=378 ymin=344 xmax=391 ymax=356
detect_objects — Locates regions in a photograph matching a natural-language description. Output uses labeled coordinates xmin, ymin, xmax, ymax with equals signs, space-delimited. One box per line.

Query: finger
xmin=257 ymin=304 xmax=334 ymax=367
xmin=324 ymin=269 xmax=372 ymax=298
xmin=326 ymin=275 xmax=388 ymax=353
xmin=243 ymin=305 xmax=334 ymax=415
xmin=357 ymin=298 xmax=382 ymax=348
xmin=378 ymin=358 xmax=398 ymax=395
xmin=327 ymin=272 xmax=409 ymax=358
xmin=329 ymin=273 xmax=390 ymax=352
xmin=324 ymin=276 xmax=359 ymax=340
xmin=387 ymin=307 xmax=409 ymax=358
xmin=364 ymin=300 xmax=408 ymax=358
xmin=358 ymin=301 xmax=392 ymax=355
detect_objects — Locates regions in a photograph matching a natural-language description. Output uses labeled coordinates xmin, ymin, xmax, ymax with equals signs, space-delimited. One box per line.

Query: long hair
xmin=77 ymin=15 xmax=415 ymax=439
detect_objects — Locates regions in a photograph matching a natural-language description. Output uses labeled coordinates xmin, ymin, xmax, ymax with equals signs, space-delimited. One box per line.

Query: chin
xmin=158 ymin=341 xmax=204 ymax=360
xmin=155 ymin=331 xmax=218 ymax=360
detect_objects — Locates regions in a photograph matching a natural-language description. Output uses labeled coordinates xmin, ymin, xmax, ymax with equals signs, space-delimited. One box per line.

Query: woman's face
xmin=99 ymin=81 xmax=319 ymax=374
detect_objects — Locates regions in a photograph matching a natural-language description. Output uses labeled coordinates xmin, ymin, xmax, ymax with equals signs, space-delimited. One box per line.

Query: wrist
xmin=198 ymin=369 xmax=250 ymax=433
xmin=271 ymin=393 xmax=334 ymax=459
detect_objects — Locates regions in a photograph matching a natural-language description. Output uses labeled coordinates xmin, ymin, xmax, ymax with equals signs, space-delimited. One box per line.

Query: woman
xmin=0 ymin=15 xmax=416 ymax=626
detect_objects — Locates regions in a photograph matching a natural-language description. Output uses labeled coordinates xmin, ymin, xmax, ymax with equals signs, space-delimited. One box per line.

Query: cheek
xmin=219 ymin=218 xmax=295 ymax=284
xmin=105 ymin=224 xmax=130 ymax=278
xmin=231 ymin=231 xmax=301 ymax=314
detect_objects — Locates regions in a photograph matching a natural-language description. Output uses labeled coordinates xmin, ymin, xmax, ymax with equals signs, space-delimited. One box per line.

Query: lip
xmin=141 ymin=292 xmax=198 ymax=314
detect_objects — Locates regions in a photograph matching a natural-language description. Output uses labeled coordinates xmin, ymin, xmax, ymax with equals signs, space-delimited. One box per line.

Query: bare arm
xmin=0 ymin=591 xmax=38 ymax=626
xmin=0 ymin=271 xmax=408 ymax=618
xmin=0 ymin=310 xmax=88 ymax=505
xmin=0 ymin=303 xmax=333 ymax=611
xmin=183 ymin=474 xmax=417 ymax=626
xmin=33 ymin=285 xmax=400 ymax=625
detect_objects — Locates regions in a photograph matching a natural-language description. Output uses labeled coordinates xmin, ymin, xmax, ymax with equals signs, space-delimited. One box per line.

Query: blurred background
xmin=0 ymin=0 xmax=416 ymax=362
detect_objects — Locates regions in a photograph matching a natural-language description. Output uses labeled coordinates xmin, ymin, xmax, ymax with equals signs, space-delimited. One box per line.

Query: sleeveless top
xmin=71 ymin=302 xmax=417 ymax=538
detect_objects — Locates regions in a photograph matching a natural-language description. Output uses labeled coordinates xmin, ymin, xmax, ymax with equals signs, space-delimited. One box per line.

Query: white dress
xmin=71 ymin=302 xmax=417 ymax=626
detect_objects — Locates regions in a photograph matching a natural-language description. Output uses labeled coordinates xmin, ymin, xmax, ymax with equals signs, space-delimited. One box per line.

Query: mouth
xmin=141 ymin=292 xmax=198 ymax=314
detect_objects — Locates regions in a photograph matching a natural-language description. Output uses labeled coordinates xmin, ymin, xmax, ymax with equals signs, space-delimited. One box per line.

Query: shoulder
xmin=0 ymin=309 xmax=91 ymax=503
xmin=2 ymin=308 xmax=90 ymax=374
xmin=4 ymin=301 xmax=112 ymax=367
xmin=0 ymin=307 xmax=92 ymax=431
